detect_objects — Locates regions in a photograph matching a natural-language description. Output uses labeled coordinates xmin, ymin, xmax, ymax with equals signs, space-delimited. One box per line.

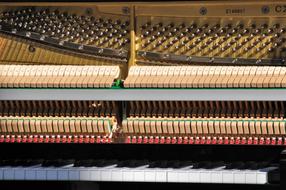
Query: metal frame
xmin=2 ymin=88 xmax=286 ymax=101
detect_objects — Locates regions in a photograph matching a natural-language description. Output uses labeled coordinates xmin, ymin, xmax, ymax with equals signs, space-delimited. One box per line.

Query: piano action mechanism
xmin=0 ymin=1 xmax=286 ymax=189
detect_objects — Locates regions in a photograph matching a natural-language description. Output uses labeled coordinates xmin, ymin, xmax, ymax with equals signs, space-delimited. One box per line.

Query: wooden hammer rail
xmin=0 ymin=65 xmax=120 ymax=88
xmin=122 ymin=117 xmax=286 ymax=137
xmin=124 ymin=66 xmax=286 ymax=88
xmin=0 ymin=116 xmax=116 ymax=136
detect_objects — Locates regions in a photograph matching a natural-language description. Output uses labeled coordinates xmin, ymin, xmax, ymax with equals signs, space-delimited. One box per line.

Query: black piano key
xmin=171 ymin=160 xmax=184 ymax=168
xmin=158 ymin=160 xmax=173 ymax=168
xmin=192 ymin=161 xmax=224 ymax=169
xmin=0 ymin=160 xmax=13 ymax=166
xmin=268 ymin=168 xmax=280 ymax=184
xmin=74 ymin=159 xmax=97 ymax=167
xmin=97 ymin=159 xmax=118 ymax=167
xmin=116 ymin=160 xmax=129 ymax=168
xmin=245 ymin=161 xmax=260 ymax=170
xmin=192 ymin=162 xmax=205 ymax=169
xmin=256 ymin=162 xmax=271 ymax=169
xmin=204 ymin=161 xmax=225 ymax=169
xmin=127 ymin=160 xmax=149 ymax=168
xmin=225 ymin=161 xmax=245 ymax=169
xmin=148 ymin=160 xmax=167 ymax=168
xmin=42 ymin=159 xmax=74 ymax=167
xmin=24 ymin=159 xmax=44 ymax=166
xmin=178 ymin=161 xmax=194 ymax=168
xmin=169 ymin=160 xmax=194 ymax=169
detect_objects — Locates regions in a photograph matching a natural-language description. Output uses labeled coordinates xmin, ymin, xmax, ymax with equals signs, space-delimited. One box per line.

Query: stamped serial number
xmin=225 ymin=8 xmax=245 ymax=15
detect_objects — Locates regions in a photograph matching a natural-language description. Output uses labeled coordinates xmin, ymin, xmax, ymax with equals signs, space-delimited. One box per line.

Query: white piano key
xmin=133 ymin=170 xmax=145 ymax=182
xmin=46 ymin=168 xmax=58 ymax=180
xmin=168 ymin=166 xmax=193 ymax=183
xmin=101 ymin=170 xmax=112 ymax=181
xmin=222 ymin=169 xmax=235 ymax=184
xmin=200 ymin=166 xmax=225 ymax=183
xmin=245 ymin=170 xmax=257 ymax=184
xmin=58 ymin=170 xmax=69 ymax=180
xmin=178 ymin=171 xmax=189 ymax=183
xmin=25 ymin=167 xmax=38 ymax=180
xmin=89 ymin=167 xmax=101 ymax=181
xmin=3 ymin=167 xmax=14 ymax=180
xmin=210 ymin=167 xmax=225 ymax=183
xmin=69 ymin=168 xmax=80 ymax=181
xmin=14 ymin=167 xmax=25 ymax=180
xmin=167 ymin=169 xmax=178 ymax=183
xmin=256 ymin=172 xmax=267 ymax=184
xmin=234 ymin=170 xmax=246 ymax=184
xmin=123 ymin=167 xmax=134 ymax=182
xmin=0 ymin=167 xmax=3 ymax=180
xmin=188 ymin=169 xmax=200 ymax=183
xmin=58 ymin=165 xmax=74 ymax=181
xmin=36 ymin=168 xmax=47 ymax=180
xmin=80 ymin=168 xmax=91 ymax=181
xmin=111 ymin=167 xmax=123 ymax=182
xmin=100 ymin=165 xmax=117 ymax=181
xmin=176 ymin=167 xmax=194 ymax=183
xmin=155 ymin=168 xmax=168 ymax=182
xmin=133 ymin=165 xmax=149 ymax=182
xmin=200 ymin=169 xmax=211 ymax=183
xmin=256 ymin=167 xmax=277 ymax=184
xmin=144 ymin=168 xmax=156 ymax=182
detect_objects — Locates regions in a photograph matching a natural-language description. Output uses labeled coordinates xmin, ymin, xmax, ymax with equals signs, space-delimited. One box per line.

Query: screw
xmin=28 ymin=45 xmax=35 ymax=53
xmin=122 ymin=7 xmax=130 ymax=14
xmin=261 ymin=6 xmax=270 ymax=14
xmin=199 ymin=7 xmax=207 ymax=15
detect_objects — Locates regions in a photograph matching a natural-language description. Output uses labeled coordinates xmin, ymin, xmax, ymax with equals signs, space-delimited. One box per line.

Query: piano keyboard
xmin=0 ymin=65 xmax=120 ymax=88
xmin=0 ymin=160 xmax=278 ymax=184
xmin=0 ymin=1 xmax=286 ymax=189
xmin=124 ymin=66 xmax=286 ymax=88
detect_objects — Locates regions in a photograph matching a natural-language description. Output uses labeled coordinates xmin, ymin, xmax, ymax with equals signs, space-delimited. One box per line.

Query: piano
xmin=0 ymin=0 xmax=286 ymax=190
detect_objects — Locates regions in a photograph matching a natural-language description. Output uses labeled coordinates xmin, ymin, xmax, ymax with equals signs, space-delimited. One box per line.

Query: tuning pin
xmin=172 ymin=27 xmax=179 ymax=33
xmin=272 ymin=24 xmax=280 ymax=29
xmin=164 ymin=44 xmax=172 ymax=49
xmin=189 ymin=23 xmax=197 ymax=30
xmin=220 ymin=28 xmax=226 ymax=34
xmin=237 ymin=23 xmax=244 ymax=29
xmin=142 ymin=30 xmax=149 ymax=37
xmin=21 ymin=9 xmax=27 ymax=15
xmin=119 ymin=21 xmax=129 ymax=29
xmin=261 ymin=24 xmax=268 ymax=29
xmin=179 ymin=23 xmax=185 ymax=29
xmin=254 ymin=28 xmax=261 ymax=34
xmin=166 ymin=23 xmax=174 ymax=29
xmin=251 ymin=24 xmax=256 ymax=29
xmin=274 ymin=33 xmax=280 ymax=38
xmin=279 ymin=28 xmax=286 ymax=33
xmin=231 ymin=28 xmax=238 ymax=34
xmin=202 ymin=33 xmax=209 ymax=38
xmin=141 ymin=22 xmax=151 ymax=30
xmin=195 ymin=28 xmax=202 ymax=34
xmin=201 ymin=24 xmax=208 ymax=29
xmin=267 ymin=28 xmax=274 ymax=33
xmin=121 ymin=38 xmax=130 ymax=46
xmin=243 ymin=47 xmax=249 ymax=52
xmin=151 ymin=22 xmax=162 ymax=31
xmin=268 ymin=47 xmax=274 ymax=52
